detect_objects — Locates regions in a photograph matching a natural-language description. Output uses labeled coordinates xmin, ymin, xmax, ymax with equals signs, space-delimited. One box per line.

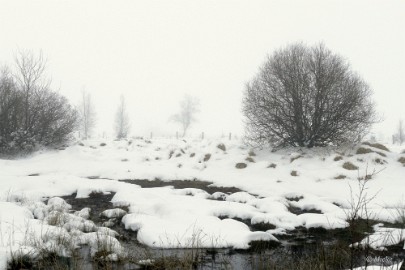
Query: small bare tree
xmin=397 ymin=119 xmax=404 ymax=145
xmin=14 ymin=50 xmax=49 ymax=133
xmin=114 ymin=95 xmax=130 ymax=139
xmin=171 ymin=95 xmax=200 ymax=137
xmin=78 ymin=90 xmax=96 ymax=139
xmin=243 ymin=43 xmax=377 ymax=148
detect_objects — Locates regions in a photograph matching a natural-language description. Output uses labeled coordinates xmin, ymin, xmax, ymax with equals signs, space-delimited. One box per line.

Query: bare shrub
xmin=0 ymin=52 xmax=77 ymax=155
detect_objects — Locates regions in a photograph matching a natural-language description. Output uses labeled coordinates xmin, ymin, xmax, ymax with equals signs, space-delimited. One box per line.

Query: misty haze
xmin=0 ymin=1 xmax=404 ymax=269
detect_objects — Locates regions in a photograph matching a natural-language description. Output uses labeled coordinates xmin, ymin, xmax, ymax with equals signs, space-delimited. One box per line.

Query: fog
xmin=0 ymin=0 xmax=404 ymax=140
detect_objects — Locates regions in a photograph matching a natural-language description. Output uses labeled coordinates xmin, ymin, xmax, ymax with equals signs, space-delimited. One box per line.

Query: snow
xmin=0 ymin=138 xmax=404 ymax=268
xmin=351 ymin=261 xmax=403 ymax=270
xmin=100 ymin=208 xmax=127 ymax=219
xmin=358 ymin=224 xmax=405 ymax=250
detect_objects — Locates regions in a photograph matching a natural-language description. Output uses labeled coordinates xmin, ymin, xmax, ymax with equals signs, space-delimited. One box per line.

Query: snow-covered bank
xmin=0 ymin=138 xmax=404 ymax=268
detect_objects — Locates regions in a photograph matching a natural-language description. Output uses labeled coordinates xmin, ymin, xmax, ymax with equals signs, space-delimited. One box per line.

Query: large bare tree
xmin=114 ymin=95 xmax=130 ymax=139
xmin=243 ymin=43 xmax=377 ymax=148
xmin=171 ymin=95 xmax=200 ymax=137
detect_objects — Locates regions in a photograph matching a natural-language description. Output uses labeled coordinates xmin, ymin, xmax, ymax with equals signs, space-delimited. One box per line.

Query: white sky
xmin=0 ymin=0 xmax=404 ymax=140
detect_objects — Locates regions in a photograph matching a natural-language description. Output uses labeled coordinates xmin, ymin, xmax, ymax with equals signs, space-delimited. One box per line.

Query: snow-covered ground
xmin=0 ymin=138 xmax=404 ymax=268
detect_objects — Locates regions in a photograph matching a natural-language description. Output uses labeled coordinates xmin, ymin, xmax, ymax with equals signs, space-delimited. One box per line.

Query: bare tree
xmin=14 ymin=50 xmax=49 ymax=133
xmin=398 ymin=119 xmax=404 ymax=145
xmin=171 ymin=95 xmax=200 ymax=137
xmin=114 ymin=95 xmax=130 ymax=139
xmin=78 ymin=90 xmax=96 ymax=139
xmin=243 ymin=43 xmax=377 ymax=148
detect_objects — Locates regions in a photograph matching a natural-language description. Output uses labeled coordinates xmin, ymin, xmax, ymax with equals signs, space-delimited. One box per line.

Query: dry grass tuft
xmin=203 ymin=153 xmax=211 ymax=162
xmin=290 ymin=170 xmax=299 ymax=176
xmin=342 ymin=162 xmax=358 ymax=170
xmin=356 ymin=147 xmax=386 ymax=157
xmin=356 ymin=147 xmax=373 ymax=155
xmin=235 ymin=163 xmax=247 ymax=169
xmin=217 ymin=143 xmax=226 ymax=151
xmin=290 ymin=155 xmax=302 ymax=163
xmin=245 ymin=157 xmax=255 ymax=163
xmin=362 ymin=142 xmax=390 ymax=152
xmin=334 ymin=155 xmax=343 ymax=161
xmin=334 ymin=175 xmax=347 ymax=179
xmin=373 ymin=158 xmax=386 ymax=165
xmin=267 ymin=163 xmax=277 ymax=168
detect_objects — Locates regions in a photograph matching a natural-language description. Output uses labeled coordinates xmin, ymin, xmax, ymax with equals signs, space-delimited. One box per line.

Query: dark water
xmin=47 ymin=186 xmax=405 ymax=270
